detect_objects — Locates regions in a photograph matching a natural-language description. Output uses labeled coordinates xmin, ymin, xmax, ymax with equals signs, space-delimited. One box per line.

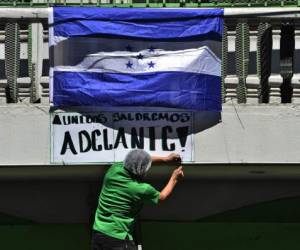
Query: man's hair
xmin=124 ymin=149 xmax=152 ymax=177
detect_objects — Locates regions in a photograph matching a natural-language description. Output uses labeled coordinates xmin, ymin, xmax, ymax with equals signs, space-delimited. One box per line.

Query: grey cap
xmin=124 ymin=149 xmax=152 ymax=177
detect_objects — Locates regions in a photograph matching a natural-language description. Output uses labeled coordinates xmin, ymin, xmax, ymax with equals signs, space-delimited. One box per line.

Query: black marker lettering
xmin=60 ymin=131 xmax=77 ymax=155
xmin=131 ymin=127 xmax=144 ymax=149
xmin=71 ymin=116 xmax=78 ymax=124
xmin=158 ymin=113 xmax=169 ymax=121
xmin=135 ymin=113 xmax=143 ymax=121
xmin=180 ymin=113 xmax=191 ymax=123
xmin=149 ymin=126 xmax=156 ymax=151
xmin=103 ymin=129 xmax=113 ymax=150
xmin=170 ymin=114 xmax=180 ymax=122
xmin=176 ymin=126 xmax=189 ymax=148
xmin=63 ymin=116 xmax=70 ymax=125
xmin=151 ymin=113 xmax=158 ymax=121
xmin=91 ymin=130 xmax=102 ymax=151
xmin=128 ymin=113 xmax=135 ymax=121
xmin=79 ymin=115 xmax=84 ymax=124
xmin=112 ymin=113 xmax=119 ymax=122
xmin=143 ymin=113 xmax=151 ymax=121
xmin=114 ymin=127 xmax=128 ymax=148
xmin=86 ymin=115 xmax=93 ymax=123
xmin=162 ymin=126 xmax=175 ymax=151
xmin=79 ymin=130 xmax=92 ymax=153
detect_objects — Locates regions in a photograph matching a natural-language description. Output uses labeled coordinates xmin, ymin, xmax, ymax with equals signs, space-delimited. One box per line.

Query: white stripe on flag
xmin=54 ymin=46 xmax=221 ymax=77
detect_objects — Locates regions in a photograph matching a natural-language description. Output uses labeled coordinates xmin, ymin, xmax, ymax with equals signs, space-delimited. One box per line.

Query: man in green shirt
xmin=92 ymin=149 xmax=183 ymax=250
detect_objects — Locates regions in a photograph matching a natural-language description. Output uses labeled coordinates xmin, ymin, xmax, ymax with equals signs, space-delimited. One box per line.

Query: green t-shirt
xmin=93 ymin=162 xmax=160 ymax=240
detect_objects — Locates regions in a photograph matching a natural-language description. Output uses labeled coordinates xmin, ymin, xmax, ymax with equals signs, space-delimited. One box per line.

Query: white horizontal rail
xmin=0 ymin=8 xmax=299 ymax=19
xmin=0 ymin=8 xmax=49 ymax=19
xmin=224 ymin=7 xmax=300 ymax=16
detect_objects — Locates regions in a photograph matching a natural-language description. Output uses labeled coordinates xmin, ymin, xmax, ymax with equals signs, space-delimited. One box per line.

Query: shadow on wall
xmin=193 ymin=111 xmax=221 ymax=133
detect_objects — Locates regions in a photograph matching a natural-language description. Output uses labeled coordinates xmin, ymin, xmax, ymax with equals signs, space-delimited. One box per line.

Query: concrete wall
xmin=1 ymin=103 xmax=300 ymax=165
xmin=0 ymin=104 xmax=49 ymax=165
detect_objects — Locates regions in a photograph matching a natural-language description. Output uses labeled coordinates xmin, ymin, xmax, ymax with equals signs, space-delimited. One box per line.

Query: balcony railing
xmin=0 ymin=7 xmax=300 ymax=104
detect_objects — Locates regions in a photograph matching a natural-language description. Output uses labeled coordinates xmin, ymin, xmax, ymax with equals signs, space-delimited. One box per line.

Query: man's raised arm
xmin=151 ymin=153 xmax=182 ymax=165
xmin=159 ymin=166 xmax=184 ymax=201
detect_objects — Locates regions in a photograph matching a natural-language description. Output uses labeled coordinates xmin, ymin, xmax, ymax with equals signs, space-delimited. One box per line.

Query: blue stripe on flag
xmin=53 ymin=71 xmax=221 ymax=111
xmin=53 ymin=7 xmax=223 ymax=40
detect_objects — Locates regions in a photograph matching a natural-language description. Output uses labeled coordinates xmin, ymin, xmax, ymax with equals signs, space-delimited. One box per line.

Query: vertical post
xmin=235 ymin=21 xmax=250 ymax=103
xmin=268 ymin=28 xmax=283 ymax=103
xmin=28 ymin=22 xmax=43 ymax=103
xmin=257 ymin=23 xmax=272 ymax=103
xmin=224 ymin=29 xmax=238 ymax=101
xmin=291 ymin=28 xmax=300 ymax=102
xmin=246 ymin=28 xmax=260 ymax=102
xmin=5 ymin=22 xmax=20 ymax=103
xmin=280 ymin=23 xmax=294 ymax=103
xmin=221 ymin=24 xmax=228 ymax=103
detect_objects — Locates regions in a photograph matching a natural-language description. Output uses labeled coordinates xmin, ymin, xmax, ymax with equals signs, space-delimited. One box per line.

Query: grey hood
xmin=124 ymin=149 xmax=152 ymax=177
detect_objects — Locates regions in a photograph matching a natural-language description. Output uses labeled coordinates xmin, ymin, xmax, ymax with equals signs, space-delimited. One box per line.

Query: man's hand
xmin=171 ymin=166 xmax=184 ymax=182
xmin=165 ymin=153 xmax=182 ymax=164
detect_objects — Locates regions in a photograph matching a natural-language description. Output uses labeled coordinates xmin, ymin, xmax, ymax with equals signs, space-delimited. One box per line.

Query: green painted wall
xmin=1 ymin=197 xmax=300 ymax=249
xmin=0 ymin=222 xmax=300 ymax=250
xmin=0 ymin=225 xmax=90 ymax=250
xmin=141 ymin=222 xmax=300 ymax=250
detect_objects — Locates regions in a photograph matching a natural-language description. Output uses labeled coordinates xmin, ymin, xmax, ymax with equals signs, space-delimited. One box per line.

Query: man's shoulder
xmin=107 ymin=162 xmax=124 ymax=173
xmin=111 ymin=161 xmax=124 ymax=168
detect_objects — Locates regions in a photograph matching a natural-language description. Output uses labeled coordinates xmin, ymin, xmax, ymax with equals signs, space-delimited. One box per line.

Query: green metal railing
xmin=0 ymin=0 xmax=299 ymax=8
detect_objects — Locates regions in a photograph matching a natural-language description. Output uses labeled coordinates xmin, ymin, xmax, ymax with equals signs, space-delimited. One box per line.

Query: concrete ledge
xmin=1 ymin=103 xmax=300 ymax=164
xmin=1 ymin=164 xmax=300 ymax=181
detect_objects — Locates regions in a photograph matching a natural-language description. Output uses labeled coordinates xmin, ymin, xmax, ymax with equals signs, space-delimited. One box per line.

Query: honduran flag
xmin=49 ymin=7 xmax=223 ymax=111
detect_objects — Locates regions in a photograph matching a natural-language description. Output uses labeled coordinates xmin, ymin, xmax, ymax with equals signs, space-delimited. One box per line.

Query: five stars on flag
xmin=125 ymin=46 xmax=157 ymax=69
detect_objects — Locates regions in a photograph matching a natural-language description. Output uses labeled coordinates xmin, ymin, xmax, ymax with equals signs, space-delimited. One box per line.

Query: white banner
xmin=51 ymin=111 xmax=194 ymax=164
